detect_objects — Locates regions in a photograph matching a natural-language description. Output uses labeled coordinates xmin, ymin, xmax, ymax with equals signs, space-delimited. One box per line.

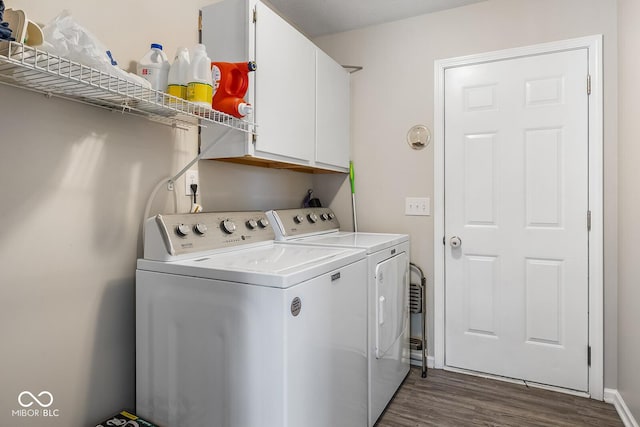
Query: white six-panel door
xmin=444 ymin=49 xmax=589 ymax=391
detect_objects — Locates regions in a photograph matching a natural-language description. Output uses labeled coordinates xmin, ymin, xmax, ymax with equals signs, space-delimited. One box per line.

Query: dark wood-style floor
xmin=376 ymin=367 xmax=623 ymax=427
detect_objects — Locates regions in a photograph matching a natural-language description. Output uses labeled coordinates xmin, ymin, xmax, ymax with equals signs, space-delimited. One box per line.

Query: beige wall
xmin=314 ymin=0 xmax=619 ymax=389
xmin=0 ymin=1 xmax=311 ymax=426
xmin=0 ymin=0 xmax=629 ymax=426
xmin=617 ymin=0 xmax=640 ymax=419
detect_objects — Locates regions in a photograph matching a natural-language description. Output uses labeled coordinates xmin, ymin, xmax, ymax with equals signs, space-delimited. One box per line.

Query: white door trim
xmin=433 ymin=35 xmax=604 ymax=399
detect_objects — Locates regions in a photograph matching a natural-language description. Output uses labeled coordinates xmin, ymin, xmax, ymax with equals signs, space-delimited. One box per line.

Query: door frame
xmin=433 ymin=35 xmax=603 ymax=399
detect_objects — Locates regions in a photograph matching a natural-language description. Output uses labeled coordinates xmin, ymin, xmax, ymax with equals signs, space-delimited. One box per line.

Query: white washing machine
xmin=136 ymin=211 xmax=368 ymax=427
xmin=266 ymin=207 xmax=411 ymax=426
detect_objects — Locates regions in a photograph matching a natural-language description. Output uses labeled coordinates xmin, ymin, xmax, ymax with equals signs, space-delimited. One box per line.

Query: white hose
xmin=142 ymin=176 xmax=173 ymax=242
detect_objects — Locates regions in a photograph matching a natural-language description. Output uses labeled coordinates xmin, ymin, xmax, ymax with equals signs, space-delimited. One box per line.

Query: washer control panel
xmin=267 ymin=208 xmax=340 ymax=239
xmin=147 ymin=211 xmax=274 ymax=259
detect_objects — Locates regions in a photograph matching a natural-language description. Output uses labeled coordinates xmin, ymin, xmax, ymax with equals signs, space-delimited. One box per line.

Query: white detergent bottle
xmin=137 ymin=43 xmax=170 ymax=92
xmin=187 ymin=44 xmax=213 ymax=109
xmin=167 ymin=47 xmax=190 ymax=100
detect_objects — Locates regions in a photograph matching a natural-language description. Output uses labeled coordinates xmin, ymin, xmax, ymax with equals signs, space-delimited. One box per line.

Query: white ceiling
xmin=266 ymin=0 xmax=486 ymax=38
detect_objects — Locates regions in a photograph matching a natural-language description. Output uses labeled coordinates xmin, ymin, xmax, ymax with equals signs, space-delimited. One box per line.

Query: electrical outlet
xmin=185 ymin=170 xmax=199 ymax=196
xmin=405 ymin=197 xmax=430 ymax=216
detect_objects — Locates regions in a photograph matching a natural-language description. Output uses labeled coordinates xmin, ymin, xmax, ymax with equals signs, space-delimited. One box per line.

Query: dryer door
xmin=375 ymin=252 xmax=409 ymax=358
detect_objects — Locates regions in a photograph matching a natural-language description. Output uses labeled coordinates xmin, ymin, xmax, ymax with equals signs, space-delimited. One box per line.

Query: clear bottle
xmin=187 ymin=44 xmax=213 ymax=109
xmin=167 ymin=47 xmax=190 ymax=100
xmin=137 ymin=43 xmax=170 ymax=92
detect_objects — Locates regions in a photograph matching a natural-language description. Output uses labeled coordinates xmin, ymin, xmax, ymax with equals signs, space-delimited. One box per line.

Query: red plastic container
xmin=211 ymin=61 xmax=257 ymax=118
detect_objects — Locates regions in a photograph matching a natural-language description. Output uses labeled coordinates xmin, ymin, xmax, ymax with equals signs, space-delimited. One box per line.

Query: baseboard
xmin=409 ymin=350 xmax=434 ymax=368
xmin=604 ymin=388 xmax=639 ymax=427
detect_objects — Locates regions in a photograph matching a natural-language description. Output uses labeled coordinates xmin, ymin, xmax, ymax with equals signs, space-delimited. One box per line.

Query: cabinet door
xmin=254 ymin=1 xmax=316 ymax=163
xmin=200 ymin=0 xmax=253 ymax=158
xmin=316 ymin=49 xmax=350 ymax=170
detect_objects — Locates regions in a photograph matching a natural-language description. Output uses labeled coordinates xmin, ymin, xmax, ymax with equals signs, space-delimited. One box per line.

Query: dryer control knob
xmin=308 ymin=213 xmax=319 ymax=223
xmin=221 ymin=219 xmax=237 ymax=234
xmin=320 ymin=213 xmax=329 ymax=221
xmin=294 ymin=215 xmax=305 ymax=224
xmin=328 ymin=213 xmax=336 ymax=220
xmin=194 ymin=223 xmax=208 ymax=235
xmin=258 ymin=218 xmax=269 ymax=228
xmin=176 ymin=224 xmax=191 ymax=237
xmin=246 ymin=219 xmax=258 ymax=230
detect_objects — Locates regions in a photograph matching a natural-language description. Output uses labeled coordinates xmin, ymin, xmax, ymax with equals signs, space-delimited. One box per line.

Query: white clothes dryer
xmin=266 ymin=207 xmax=411 ymax=426
xmin=136 ymin=211 xmax=368 ymax=427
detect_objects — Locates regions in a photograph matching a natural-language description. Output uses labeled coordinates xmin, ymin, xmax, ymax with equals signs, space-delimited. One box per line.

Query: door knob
xmin=450 ymin=236 xmax=462 ymax=248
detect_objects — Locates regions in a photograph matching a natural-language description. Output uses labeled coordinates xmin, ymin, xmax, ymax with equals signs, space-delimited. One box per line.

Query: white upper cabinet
xmin=253 ymin=1 xmax=316 ymax=164
xmin=200 ymin=0 xmax=350 ymax=173
xmin=316 ymin=48 xmax=350 ymax=170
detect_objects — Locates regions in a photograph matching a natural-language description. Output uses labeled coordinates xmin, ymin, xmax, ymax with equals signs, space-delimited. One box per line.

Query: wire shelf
xmin=0 ymin=41 xmax=255 ymax=132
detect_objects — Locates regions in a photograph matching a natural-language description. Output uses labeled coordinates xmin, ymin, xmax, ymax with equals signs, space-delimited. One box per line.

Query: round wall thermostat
xmin=407 ymin=125 xmax=431 ymax=150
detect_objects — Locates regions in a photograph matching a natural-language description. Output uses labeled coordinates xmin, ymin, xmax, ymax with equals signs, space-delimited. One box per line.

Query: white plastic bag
xmin=41 ymin=10 xmax=150 ymax=87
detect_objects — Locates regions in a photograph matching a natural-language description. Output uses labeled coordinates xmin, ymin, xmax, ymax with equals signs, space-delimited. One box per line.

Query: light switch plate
xmin=405 ymin=197 xmax=430 ymax=216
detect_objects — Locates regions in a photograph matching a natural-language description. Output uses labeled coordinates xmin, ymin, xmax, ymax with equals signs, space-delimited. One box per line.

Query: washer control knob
xmin=194 ymin=223 xmax=208 ymax=235
xmin=246 ymin=219 xmax=258 ymax=230
xmin=320 ymin=213 xmax=329 ymax=221
xmin=308 ymin=213 xmax=319 ymax=223
xmin=328 ymin=212 xmax=336 ymax=220
xmin=294 ymin=215 xmax=305 ymax=224
xmin=258 ymin=218 xmax=269 ymax=228
xmin=221 ymin=219 xmax=237 ymax=234
xmin=176 ymin=224 xmax=191 ymax=237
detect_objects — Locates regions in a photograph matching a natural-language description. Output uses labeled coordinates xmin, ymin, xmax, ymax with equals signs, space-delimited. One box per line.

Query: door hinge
xmin=252 ymin=133 xmax=257 ymax=144
xmin=252 ymin=7 xmax=257 ymax=23
xmin=587 ymin=74 xmax=591 ymax=95
xmin=587 ymin=210 xmax=592 ymax=231
xmin=587 ymin=346 xmax=591 ymax=366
